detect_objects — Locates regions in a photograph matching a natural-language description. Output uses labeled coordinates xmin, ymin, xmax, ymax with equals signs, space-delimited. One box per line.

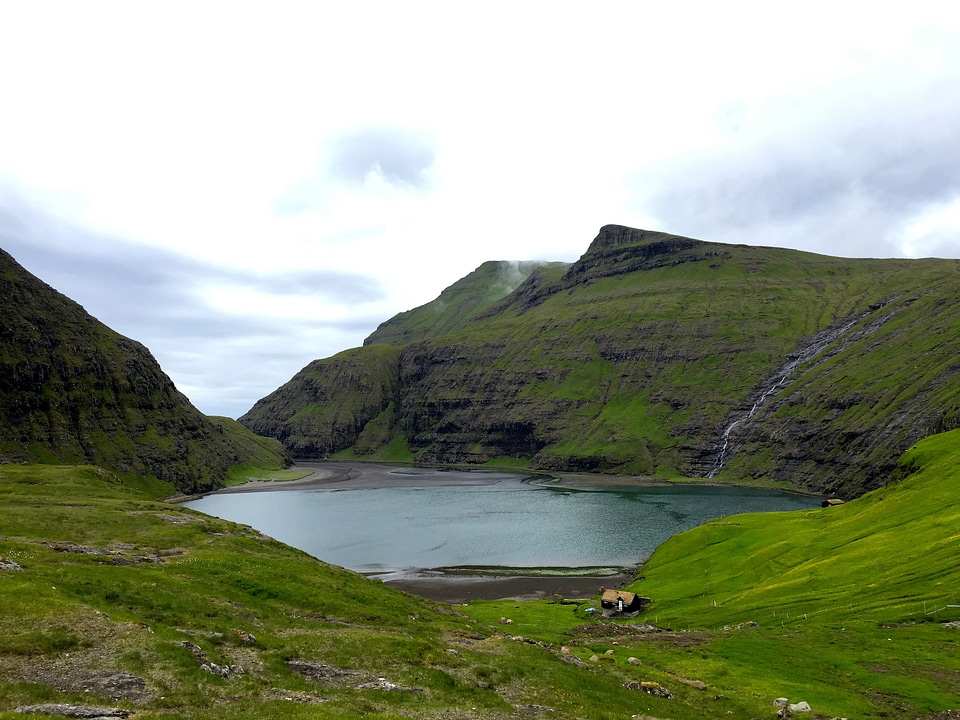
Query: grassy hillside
xmin=0 ymin=463 xmax=779 ymax=720
xmin=240 ymin=344 xmax=403 ymax=459
xmin=242 ymin=226 xmax=960 ymax=495
xmin=365 ymin=260 xmax=570 ymax=347
xmin=4 ymin=431 xmax=960 ymax=718
xmin=464 ymin=428 xmax=960 ymax=719
xmin=0 ymin=248 xmax=290 ymax=493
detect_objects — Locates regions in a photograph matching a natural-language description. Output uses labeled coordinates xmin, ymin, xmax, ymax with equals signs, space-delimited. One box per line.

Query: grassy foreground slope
xmin=1 ymin=463 xmax=781 ymax=720
xmin=464 ymin=430 xmax=960 ymax=718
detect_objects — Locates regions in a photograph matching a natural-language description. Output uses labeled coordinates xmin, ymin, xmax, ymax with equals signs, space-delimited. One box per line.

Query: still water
xmin=185 ymin=472 xmax=818 ymax=577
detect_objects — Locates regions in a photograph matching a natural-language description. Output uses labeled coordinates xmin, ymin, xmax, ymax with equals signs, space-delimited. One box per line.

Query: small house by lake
xmin=600 ymin=589 xmax=649 ymax=618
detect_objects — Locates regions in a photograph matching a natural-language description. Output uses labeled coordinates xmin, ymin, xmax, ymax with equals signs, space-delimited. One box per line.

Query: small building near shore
xmin=821 ymin=498 xmax=845 ymax=508
xmin=600 ymin=589 xmax=649 ymax=618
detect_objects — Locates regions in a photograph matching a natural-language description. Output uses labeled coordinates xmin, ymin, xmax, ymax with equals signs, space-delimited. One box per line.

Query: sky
xmin=2 ymin=2 xmax=960 ymax=419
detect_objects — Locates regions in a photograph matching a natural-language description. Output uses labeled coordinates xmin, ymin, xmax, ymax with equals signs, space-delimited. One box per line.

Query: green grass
xmin=6 ymin=430 xmax=960 ymax=717
xmin=1 ymin=463 xmax=739 ymax=719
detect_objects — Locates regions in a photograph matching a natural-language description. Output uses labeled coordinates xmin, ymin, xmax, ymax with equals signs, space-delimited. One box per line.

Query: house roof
xmin=601 ymin=589 xmax=636 ymax=604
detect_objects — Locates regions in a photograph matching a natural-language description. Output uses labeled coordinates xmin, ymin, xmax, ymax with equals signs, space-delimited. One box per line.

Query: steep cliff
xmin=0 ymin=248 xmax=289 ymax=493
xmin=241 ymin=225 xmax=960 ymax=496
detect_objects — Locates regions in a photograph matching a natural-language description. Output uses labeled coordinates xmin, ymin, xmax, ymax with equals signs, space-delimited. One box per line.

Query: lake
xmin=184 ymin=465 xmax=819 ymax=579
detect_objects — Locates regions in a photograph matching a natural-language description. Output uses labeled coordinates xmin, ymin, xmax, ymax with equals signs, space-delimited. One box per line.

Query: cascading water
xmin=706 ymin=302 xmax=903 ymax=478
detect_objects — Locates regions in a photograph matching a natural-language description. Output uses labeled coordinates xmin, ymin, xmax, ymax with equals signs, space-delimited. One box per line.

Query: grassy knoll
xmin=466 ymin=429 xmax=960 ymax=718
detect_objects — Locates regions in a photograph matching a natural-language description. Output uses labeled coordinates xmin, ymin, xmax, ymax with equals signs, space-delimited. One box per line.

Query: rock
xmin=622 ymin=681 xmax=673 ymax=699
xmin=560 ymin=646 xmax=572 ymax=656
xmin=356 ymin=677 xmax=425 ymax=693
xmin=789 ymin=701 xmax=812 ymax=713
xmin=15 ymin=705 xmax=131 ymax=718
xmin=773 ymin=698 xmax=790 ymax=708
xmin=0 ymin=558 xmax=22 ymax=571
xmin=286 ymin=660 xmax=361 ymax=679
xmin=75 ymin=673 xmax=147 ymax=701
xmin=627 ymin=657 xmax=641 ymax=665
xmin=589 ymin=655 xmax=599 ymax=662
xmin=236 ymin=630 xmax=257 ymax=644
xmin=201 ymin=662 xmax=244 ymax=678
xmin=604 ymin=649 xmax=615 ymax=655
xmin=676 ymin=677 xmax=707 ymax=690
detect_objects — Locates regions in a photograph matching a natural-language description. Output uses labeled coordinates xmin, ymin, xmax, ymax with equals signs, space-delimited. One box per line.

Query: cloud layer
xmin=1 ymin=2 xmax=959 ymax=416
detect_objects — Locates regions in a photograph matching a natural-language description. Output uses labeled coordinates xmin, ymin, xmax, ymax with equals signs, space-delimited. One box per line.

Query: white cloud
xmin=1 ymin=1 xmax=959 ymax=416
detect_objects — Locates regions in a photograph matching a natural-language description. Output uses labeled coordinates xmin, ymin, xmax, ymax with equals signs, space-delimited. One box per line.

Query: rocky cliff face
xmin=0 ymin=248 xmax=289 ymax=493
xmin=241 ymin=225 xmax=960 ymax=497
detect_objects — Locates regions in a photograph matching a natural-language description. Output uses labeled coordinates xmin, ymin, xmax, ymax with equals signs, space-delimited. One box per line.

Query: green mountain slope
xmin=0 ymin=248 xmax=289 ymax=494
xmin=365 ymin=260 xmax=570 ymax=346
xmin=241 ymin=225 xmax=960 ymax=496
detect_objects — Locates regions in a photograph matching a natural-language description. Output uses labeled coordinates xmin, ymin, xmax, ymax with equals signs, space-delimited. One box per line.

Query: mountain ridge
xmin=241 ymin=225 xmax=960 ymax=497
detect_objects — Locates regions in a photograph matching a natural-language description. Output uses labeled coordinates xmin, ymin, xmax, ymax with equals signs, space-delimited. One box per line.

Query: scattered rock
xmin=180 ymin=641 xmax=243 ymax=677
xmin=498 ymin=616 xmax=514 ymax=625
xmin=774 ymin=698 xmax=790 ymax=708
xmin=604 ymin=649 xmax=615 ymax=655
xmin=236 ymin=630 xmax=257 ymax=645
xmin=560 ymin=646 xmax=572 ymax=656
xmin=286 ymin=660 xmax=361 ymax=679
xmin=943 ymin=621 xmax=960 ymax=629
xmin=75 ymin=673 xmax=147 ymax=702
xmin=675 ymin=677 xmax=707 ymax=690
xmin=15 ymin=705 xmax=131 ymax=718
xmin=589 ymin=655 xmax=599 ymax=662
xmin=789 ymin=701 xmax=812 ymax=713
xmin=262 ymin=688 xmax=328 ymax=704
xmin=444 ymin=648 xmax=461 ymax=656
xmin=627 ymin=657 xmax=642 ymax=665
xmin=201 ymin=662 xmax=244 ymax=678
xmin=723 ymin=621 xmax=759 ymax=630
xmin=560 ymin=653 xmax=589 ymax=667
xmin=0 ymin=557 xmax=22 ymax=571
xmin=622 ymin=680 xmax=673 ymax=699
xmin=44 ymin=542 xmax=116 ymax=556
xmin=180 ymin=641 xmax=206 ymax=661
xmin=356 ymin=677 xmax=425 ymax=693
xmin=516 ymin=703 xmax=554 ymax=714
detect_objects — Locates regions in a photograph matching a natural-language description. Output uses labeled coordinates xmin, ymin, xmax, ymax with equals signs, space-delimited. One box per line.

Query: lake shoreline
xmin=184 ymin=461 xmax=816 ymax=604
xmin=213 ymin=460 xmax=691 ymax=494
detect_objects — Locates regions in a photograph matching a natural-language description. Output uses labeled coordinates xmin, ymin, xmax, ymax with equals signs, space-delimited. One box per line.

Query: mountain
xmin=365 ymin=259 xmax=570 ymax=346
xmin=0 ymin=248 xmax=289 ymax=494
xmin=240 ymin=225 xmax=960 ymax=497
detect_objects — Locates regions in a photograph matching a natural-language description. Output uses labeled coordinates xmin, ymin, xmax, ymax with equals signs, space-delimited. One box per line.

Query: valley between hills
xmin=2 ymin=226 xmax=960 ymax=719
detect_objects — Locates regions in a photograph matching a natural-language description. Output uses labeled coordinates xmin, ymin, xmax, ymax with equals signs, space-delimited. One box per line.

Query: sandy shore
xmin=383 ymin=573 xmax=632 ymax=604
xmin=217 ymin=460 xmax=673 ymax=493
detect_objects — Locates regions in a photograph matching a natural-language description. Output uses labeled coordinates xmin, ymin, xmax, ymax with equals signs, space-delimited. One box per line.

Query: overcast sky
xmin=2 ymin=2 xmax=960 ymax=418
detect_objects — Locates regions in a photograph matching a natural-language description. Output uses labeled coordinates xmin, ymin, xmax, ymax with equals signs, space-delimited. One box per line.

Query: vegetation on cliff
xmin=0 ymin=248 xmax=289 ymax=494
xmin=241 ymin=225 xmax=960 ymax=496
